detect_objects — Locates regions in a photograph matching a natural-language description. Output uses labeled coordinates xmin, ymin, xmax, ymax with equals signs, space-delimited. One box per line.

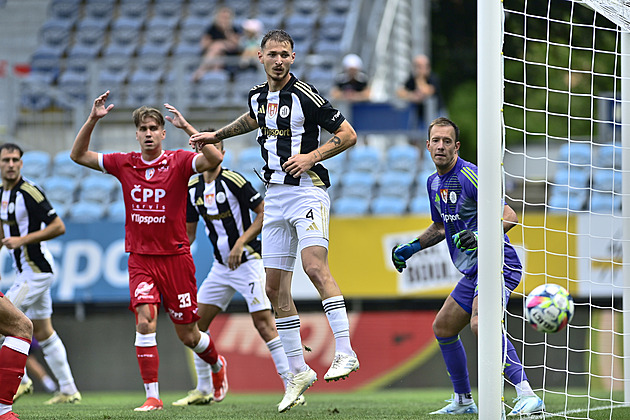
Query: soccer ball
xmin=525 ymin=284 xmax=574 ymax=333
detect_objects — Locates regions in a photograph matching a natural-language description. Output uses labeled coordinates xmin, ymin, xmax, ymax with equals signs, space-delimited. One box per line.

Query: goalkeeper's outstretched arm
xmin=392 ymin=223 xmax=446 ymax=272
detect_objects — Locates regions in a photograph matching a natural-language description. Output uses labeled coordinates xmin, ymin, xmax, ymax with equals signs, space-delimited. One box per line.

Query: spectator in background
xmin=239 ymin=19 xmax=264 ymax=72
xmin=330 ymin=54 xmax=371 ymax=103
xmin=397 ymin=54 xmax=443 ymax=126
xmin=192 ymin=6 xmax=241 ymax=82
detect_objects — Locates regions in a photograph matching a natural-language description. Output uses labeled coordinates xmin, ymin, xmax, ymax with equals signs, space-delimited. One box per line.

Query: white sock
xmin=266 ymin=336 xmax=290 ymax=387
xmin=276 ymin=315 xmax=308 ymax=374
xmin=40 ymin=332 xmax=78 ymax=395
xmin=42 ymin=374 xmax=58 ymax=393
xmin=144 ymin=382 xmax=159 ymax=399
xmin=193 ymin=353 xmax=212 ymax=394
xmin=21 ymin=369 xmax=30 ymax=384
xmin=0 ymin=404 xmax=10 ymax=416
xmin=515 ymin=380 xmax=535 ymax=397
xmin=322 ymin=296 xmax=353 ymax=355
xmin=457 ymin=392 xmax=474 ymax=404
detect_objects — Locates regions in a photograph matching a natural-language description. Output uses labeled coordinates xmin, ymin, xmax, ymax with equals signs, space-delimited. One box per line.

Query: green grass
xmin=12 ymin=389 xmax=630 ymax=419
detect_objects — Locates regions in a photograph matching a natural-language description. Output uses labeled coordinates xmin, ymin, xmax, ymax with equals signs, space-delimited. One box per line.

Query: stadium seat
xmin=231 ymin=72 xmax=265 ymax=106
xmin=228 ymin=0 xmax=251 ymax=18
xmin=183 ymin=0 xmax=217 ymax=27
xmin=376 ymin=170 xmax=414 ymax=199
xmin=590 ymin=191 xmax=621 ymax=214
xmin=285 ymin=14 xmax=317 ymax=42
xmin=552 ymin=166 xmax=590 ymax=189
xmin=103 ymin=20 xmax=141 ymax=57
xmin=67 ymin=21 xmax=106 ymax=58
xmin=68 ymin=201 xmax=108 ymax=222
xmin=328 ymin=0 xmax=352 ymax=14
xmin=556 ymin=142 xmax=591 ymax=165
xmin=192 ymin=70 xmax=231 ymax=107
xmin=36 ymin=19 xmax=71 ymax=59
xmin=347 ymin=145 xmax=382 ymax=174
xmin=138 ymin=23 xmax=175 ymax=56
xmin=591 ymin=168 xmax=621 ymax=193
xmin=117 ymin=0 xmax=149 ymax=29
xmin=319 ymin=14 xmax=347 ymax=41
xmin=305 ymin=66 xmax=335 ymax=95
xmin=21 ymin=151 xmax=51 ymax=182
xmin=59 ymin=54 xmax=91 ymax=85
xmin=97 ymin=54 xmax=130 ymax=88
xmin=236 ymin=147 xmax=265 ymax=175
xmin=334 ymin=196 xmax=370 ymax=216
xmin=129 ymin=53 xmax=166 ymax=84
xmin=106 ymin=200 xmax=126 ymax=222
xmin=386 ymin=143 xmax=421 ymax=174
xmin=548 ymin=187 xmax=587 ymax=212
xmin=340 ymin=171 xmax=376 ymax=199
xmin=173 ymin=23 xmax=206 ymax=57
xmin=123 ymin=81 xmax=162 ymax=108
xmin=146 ymin=3 xmax=181 ymax=32
xmin=84 ymin=0 xmax=115 ymax=22
xmin=27 ymin=53 xmax=61 ymax=85
xmin=78 ymin=175 xmax=118 ymax=205
xmin=293 ymin=0 xmax=320 ymax=15
xmin=43 ymin=176 xmax=78 ymax=206
xmin=593 ymin=143 xmax=622 ymax=169
xmin=371 ymin=195 xmax=408 ymax=215
xmin=324 ymin=153 xmax=347 ymax=181
xmin=409 ymin=195 xmax=432 ymax=214
xmin=52 ymin=150 xmax=85 ymax=180
xmin=48 ymin=0 xmax=81 ymax=24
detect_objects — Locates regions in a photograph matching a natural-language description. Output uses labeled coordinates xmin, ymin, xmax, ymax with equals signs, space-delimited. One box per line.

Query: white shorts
xmin=198 ymin=258 xmax=271 ymax=313
xmin=5 ymin=271 xmax=54 ymax=320
xmin=262 ymin=184 xmax=330 ymax=271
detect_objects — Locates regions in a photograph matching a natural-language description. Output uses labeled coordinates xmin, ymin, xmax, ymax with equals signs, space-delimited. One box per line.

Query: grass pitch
xmin=12 ymin=389 xmax=630 ymax=419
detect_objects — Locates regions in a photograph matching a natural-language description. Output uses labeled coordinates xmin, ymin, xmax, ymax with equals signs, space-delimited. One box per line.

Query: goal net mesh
xmin=502 ymin=0 xmax=628 ymax=417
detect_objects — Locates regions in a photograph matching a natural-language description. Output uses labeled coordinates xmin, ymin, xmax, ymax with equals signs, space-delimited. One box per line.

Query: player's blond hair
xmin=132 ymin=106 xmax=165 ymax=128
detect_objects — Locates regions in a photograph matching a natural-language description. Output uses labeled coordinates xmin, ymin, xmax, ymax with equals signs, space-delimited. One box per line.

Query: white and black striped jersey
xmin=0 ymin=178 xmax=58 ymax=274
xmin=187 ymin=169 xmax=263 ymax=266
xmin=247 ymin=73 xmax=346 ymax=188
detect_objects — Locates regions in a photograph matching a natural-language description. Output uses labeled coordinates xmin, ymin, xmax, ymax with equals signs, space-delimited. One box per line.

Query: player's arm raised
xmin=71 ymin=91 xmax=114 ymax=170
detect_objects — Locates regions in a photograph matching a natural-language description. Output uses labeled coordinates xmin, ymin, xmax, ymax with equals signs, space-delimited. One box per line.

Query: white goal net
xmin=500 ymin=0 xmax=630 ymax=418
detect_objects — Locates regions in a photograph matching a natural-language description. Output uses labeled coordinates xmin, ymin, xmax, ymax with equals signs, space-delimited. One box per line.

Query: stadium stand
xmin=334 ymin=196 xmax=370 ymax=216
xmin=68 ymin=201 xmax=108 ymax=222
xmin=21 ymin=150 xmax=52 ymax=183
xmin=371 ymin=195 xmax=408 ymax=215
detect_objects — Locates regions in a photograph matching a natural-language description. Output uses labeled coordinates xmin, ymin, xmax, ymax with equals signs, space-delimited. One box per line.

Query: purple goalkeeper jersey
xmin=427 ymin=156 xmax=522 ymax=290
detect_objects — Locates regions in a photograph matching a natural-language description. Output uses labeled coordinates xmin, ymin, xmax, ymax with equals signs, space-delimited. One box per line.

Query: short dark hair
xmin=260 ymin=29 xmax=294 ymax=50
xmin=428 ymin=117 xmax=460 ymax=142
xmin=0 ymin=143 xmax=24 ymax=157
xmin=132 ymin=106 xmax=165 ymax=128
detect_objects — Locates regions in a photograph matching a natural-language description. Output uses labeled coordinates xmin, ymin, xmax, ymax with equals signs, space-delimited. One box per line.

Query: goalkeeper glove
xmin=391 ymin=238 xmax=422 ymax=273
xmin=452 ymin=229 xmax=478 ymax=254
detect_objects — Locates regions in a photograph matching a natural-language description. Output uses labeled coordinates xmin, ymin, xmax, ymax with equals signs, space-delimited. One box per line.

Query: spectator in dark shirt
xmin=330 ymin=54 xmax=371 ymax=103
xmin=193 ymin=6 xmax=241 ymax=81
xmin=397 ymin=54 xmax=443 ymax=125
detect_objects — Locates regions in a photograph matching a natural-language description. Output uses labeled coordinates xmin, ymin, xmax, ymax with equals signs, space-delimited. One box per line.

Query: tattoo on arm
xmin=216 ymin=113 xmax=257 ymax=140
xmin=421 ymin=224 xmax=446 ymax=248
xmin=319 ymin=136 xmax=342 ymax=160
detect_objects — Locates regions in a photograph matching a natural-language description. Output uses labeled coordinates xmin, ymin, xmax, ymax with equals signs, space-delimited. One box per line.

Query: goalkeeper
xmin=391 ymin=117 xmax=544 ymax=416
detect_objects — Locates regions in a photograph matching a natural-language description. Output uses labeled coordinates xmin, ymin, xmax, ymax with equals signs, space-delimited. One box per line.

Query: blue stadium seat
xmin=106 ymin=200 xmax=126 ymax=222
xmin=36 ymin=19 xmax=71 ymax=59
xmin=173 ymin=23 xmax=206 ymax=57
xmin=187 ymin=0 xmax=217 ymax=21
xmin=146 ymin=3 xmax=181 ymax=31
xmin=591 ymin=168 xmax=621 ymax=193
xmin=328 ymin=0 xmax=352 ymax=14
xmin=284 ymin=14 xmax=317 ymax=42
xmin=68 ymin=201 xmax=108 ymax=222
xmin=118 ymin=0 xmax=149 ymax=29
xmin=593 ymin=143 xmax=622 ymax=169
xmin=324 ymin=153 xmax=347 ymax=182
xmin=236 ymin=147 xmax=264 ymax=175
xmin=334 ymin=196 xmax=370 ymax=216
xmin=386 ymin=143 xmax=421 ymax=174
xmin=371 ymin=195 xmax=408 ymax=215
xmin=67 ymin=20 xmax=106 ymax=58
xmin=192 ymin=70 xmax=231 ymax=107
xmin=231 ymin=72 xmax=265 ymax=106
xmin=43 ymin=176 xmax=78 ymax=206
xmin=556 ymin=142 xmax=591 ymax=166
xmin=97 ymin=54 xmax=130 ymax=89
xmin=305 ymin=66 xmax=335 ymax=96
xmin=376 ymin=170 xmax=414 ymax=199
xmin=103 ymin=20 xmax=141 ymax=57
xmin=138 ymin=23 xmax=175 ymax=56
xmin=48 ymin=0 xmax=80 ymax=27
xmin=347 ymin=145 xmax=382 ymax=174
xmin=52 ymin=150 xmax=85 ymax=180
xmin=590 ymin=191 xmax=621 ymax=214
xmin=129 ymin=53 xmax=165 ymax=84
xmin=548 ymin=187 xmax=587 ymax=212
xmin=21 ymin=151 xmax=51 ymax=182
xmin=228 ymin=0 xmax=251 ymax=18
xmin=78 ymin=175 xmax=118 ymax=205
xmin=552 ymin=166 xmax=590 ymax=189
xmin=293 ymin=0 xmax=320 ymax=15
xmin=123 ymin=81 xmax=162 ymax=108
xmin=409 ymin=196 xmax=431 ymax=214
xmin=340 ymin=171 xmax=376 ymax=199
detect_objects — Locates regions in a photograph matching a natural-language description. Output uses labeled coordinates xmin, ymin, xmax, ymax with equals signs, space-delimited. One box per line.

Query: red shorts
xmin=128 ymin=253 xmax=200 ymax=324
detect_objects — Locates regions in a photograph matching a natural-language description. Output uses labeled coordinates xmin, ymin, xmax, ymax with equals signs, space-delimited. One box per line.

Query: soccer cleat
xmin=172 ymin=389 xmax=213 ymax=406
xmin=211 ymin=355 xmax=228 ymax=402
xmin=278 ymin=368 xmax=317 ymax=413
xmin=324 ymin=352 xmax=360 ymax=382
xmin=44 ymin=391 xmax=82 ymax=405
xmin=134 ymin=397 xmax=163 ymax=411
xmin=429 ymin=396 xmax=478 ymax=414
xmin=295 ymin=394 xmax=307 ymax=407
xmin=0 ymin=412 xmax=20 ymax=419
xmin=508 ymin=395 xmax=544 ymax=416
xmin=13 ymin=378 xmax=33 ymax=401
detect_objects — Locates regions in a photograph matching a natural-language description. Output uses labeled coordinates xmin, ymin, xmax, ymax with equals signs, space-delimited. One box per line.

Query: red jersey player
xmin=70 ymin=91 xmax=227 ymax=411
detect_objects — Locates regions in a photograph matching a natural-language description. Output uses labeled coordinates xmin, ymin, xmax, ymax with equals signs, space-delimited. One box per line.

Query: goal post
xmin=480 ymin=0 xmax=630 ymax=417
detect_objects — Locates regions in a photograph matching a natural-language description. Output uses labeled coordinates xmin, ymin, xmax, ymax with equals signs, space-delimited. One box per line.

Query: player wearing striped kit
xmin=189 ymin=29 xmax=360 ymax=412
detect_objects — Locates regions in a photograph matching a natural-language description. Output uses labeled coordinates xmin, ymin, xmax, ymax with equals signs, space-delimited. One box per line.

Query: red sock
xmin=0 ymin=337 xmax=31 ymax=405
xmin=194 ymin=332 xmax=219 ymax=365
xmin=136 ymin=346 xmax=159 ymax=383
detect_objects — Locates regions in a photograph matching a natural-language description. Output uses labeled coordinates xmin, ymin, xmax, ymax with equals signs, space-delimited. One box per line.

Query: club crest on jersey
xmin=280 ymin=105 xmax=290 ymax=118
xmin=216 ymin=191 xmax=226 ymax=204
xmin=145 ymin=168 xmax=155 ymax=180
xmin=204 ymin=193 xmax=215 ymax=206
xmin=440 ymin=189 xmax=449 ymax=203
xmin=268 ymin=103 xmax=278 ymax=118
xmin=449 ymin=191 xmax=457 ymax=203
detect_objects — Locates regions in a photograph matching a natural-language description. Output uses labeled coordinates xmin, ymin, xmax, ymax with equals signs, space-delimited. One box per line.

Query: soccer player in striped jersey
xmin=0 ymin=290 xmax=32 ymax=420
xmin=0 ymin=143 xmax=81 ymax=406
xmin=165 ymin=106 xmax=303 ymax=407
xmin=391 ymin=117 xmax=544 ymax=416
xmin=190 ymin=29 xmax=359 ymax=412
xmin=71 ymin=91 xmax=225 ymax=411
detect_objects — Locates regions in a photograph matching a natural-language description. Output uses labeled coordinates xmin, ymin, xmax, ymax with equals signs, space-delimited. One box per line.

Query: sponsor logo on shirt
xmin=261 ymin=127 xmax=291 ymax=137
xmin=441 ymin=213 xmax=461 ymax=223
xmin=168 ymin=308 xmax=183 ymax=320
